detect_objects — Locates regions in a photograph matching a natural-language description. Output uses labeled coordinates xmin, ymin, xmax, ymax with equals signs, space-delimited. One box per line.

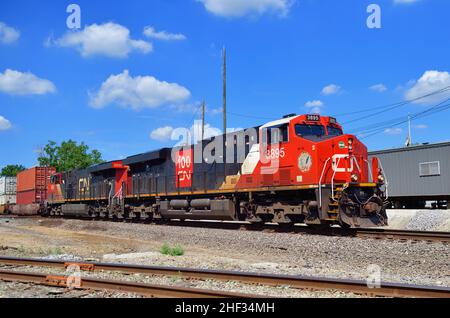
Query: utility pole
xmin=222 ymin=47 xmax=227 ymax=136
xmin=201 ymin=100 xmax=205 ymax=141
xmin=222 ymin=47 xmax=227 ymax=178
xmin=405 ymin=114 xmax=412 ymax=147
xmin=408 ymin=114 xmax=412 ymax=145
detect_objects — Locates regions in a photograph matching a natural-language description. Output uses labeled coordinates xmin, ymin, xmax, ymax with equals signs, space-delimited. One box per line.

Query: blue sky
xmin=1 ymin=0 xmax=450 ymax=168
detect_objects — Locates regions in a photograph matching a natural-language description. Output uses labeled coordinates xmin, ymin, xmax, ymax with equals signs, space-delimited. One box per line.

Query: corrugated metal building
xmin=369 ymin=142 xmax=450 ymax=208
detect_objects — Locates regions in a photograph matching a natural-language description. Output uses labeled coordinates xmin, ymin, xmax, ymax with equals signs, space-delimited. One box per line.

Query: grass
xmin=16 ymin=245 xmax=64 ymax=256
xmin=160 ymin=243 xmax=185 ymax=256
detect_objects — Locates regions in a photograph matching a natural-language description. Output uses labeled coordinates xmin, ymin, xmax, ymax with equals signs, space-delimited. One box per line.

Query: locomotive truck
xmin=45 ymin=114 xmax=389 ymax=228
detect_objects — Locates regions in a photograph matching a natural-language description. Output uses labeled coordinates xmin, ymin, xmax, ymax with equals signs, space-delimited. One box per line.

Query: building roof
xmin=369 ymin=141 xmax=450 ymax=155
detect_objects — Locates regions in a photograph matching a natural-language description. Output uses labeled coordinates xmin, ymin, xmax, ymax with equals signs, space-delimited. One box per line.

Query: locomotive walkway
xmin=0 ymin=256 xmax=449 ymax=298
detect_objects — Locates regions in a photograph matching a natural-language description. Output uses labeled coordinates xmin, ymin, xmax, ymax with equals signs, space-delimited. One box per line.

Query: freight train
xmin=44 ymin=114 xmax=389 ymax=228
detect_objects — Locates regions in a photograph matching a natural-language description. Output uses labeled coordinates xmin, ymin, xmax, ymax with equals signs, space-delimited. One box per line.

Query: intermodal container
xmin=16 ymin=188 xmax=50 ymax=205
xmin=16 ymin=167 xmax=55 ymax=193
xmin=0 ymin=194 xmax=16 ymax=205
xmin=0 ymin=176 xmax=16 ymax=195
xmin=11 ymin=203 xmax=40 ymax=215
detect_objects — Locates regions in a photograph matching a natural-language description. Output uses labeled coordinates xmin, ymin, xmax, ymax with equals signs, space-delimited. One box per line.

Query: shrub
xmin=160 ymin=243 xmax=184 ymax=256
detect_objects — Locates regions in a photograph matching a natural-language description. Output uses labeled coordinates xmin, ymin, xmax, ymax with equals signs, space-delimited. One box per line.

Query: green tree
xmin=1 ymin=164 xmax=26 ymax=177
xmin=38 ymin=140 xmax=104 ymax=172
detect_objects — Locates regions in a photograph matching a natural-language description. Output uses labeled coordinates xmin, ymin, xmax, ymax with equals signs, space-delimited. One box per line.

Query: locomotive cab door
xmin=260 ymin=124 xmax=290 ymax=186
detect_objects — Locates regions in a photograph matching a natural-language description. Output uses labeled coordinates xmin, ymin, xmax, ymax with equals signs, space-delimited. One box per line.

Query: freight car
xmin=0 ymin=176 xmax=16 ymax=214
xmin=369 ymin=142 xmax=450 ymax=209
xmin=45 ymin=114 xmax=389 ymax=228
xmin=13 ymin=167 xmax=55 ymax=215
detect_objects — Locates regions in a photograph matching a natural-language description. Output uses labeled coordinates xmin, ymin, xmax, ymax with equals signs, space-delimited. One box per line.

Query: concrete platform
xmin=386 ymin=209 xmax=450 ymax=232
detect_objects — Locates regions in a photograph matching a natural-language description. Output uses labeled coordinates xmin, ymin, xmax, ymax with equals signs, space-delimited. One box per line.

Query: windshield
xmin=295 ymin=124 xmax=326 ymax=137
xmin=327 ymin=126 xmax=343 ymax=136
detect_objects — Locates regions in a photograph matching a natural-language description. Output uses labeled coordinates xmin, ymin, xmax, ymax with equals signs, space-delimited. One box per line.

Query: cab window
xmin=51 ymin=174 xmax=61 ymax=184
xmin=295 ymin=124 xmax=325 ymax=137
xmin=327 ymin=126 xmax=343 ymax=136
xmin=262 ymin=124 xmax=289 ymax=144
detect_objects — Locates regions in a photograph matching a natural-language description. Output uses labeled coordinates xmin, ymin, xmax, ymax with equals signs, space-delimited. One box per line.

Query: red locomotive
xmin=46 ymin=114 xmax=388 ymax=228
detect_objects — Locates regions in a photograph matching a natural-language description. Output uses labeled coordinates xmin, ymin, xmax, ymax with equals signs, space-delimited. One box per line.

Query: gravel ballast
xmin=0 ymin=216 xmax=448 ymax=294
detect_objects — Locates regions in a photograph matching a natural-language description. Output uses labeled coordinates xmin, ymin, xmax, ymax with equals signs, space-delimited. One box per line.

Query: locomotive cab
xmin=254 ymin=114 xmax=388 ymax=227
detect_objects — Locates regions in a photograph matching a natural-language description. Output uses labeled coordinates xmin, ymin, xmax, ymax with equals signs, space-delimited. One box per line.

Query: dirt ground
xmin=0 ymin=217 xmax=448 ymax=291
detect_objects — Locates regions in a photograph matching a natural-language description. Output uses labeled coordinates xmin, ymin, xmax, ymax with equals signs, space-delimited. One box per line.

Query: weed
xmin=160 ymin=243 xmax=184 ymax=256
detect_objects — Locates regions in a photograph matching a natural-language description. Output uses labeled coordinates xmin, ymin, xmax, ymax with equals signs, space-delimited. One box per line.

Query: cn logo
xmin=176 ymin=148 xmax=193 ymax=188
xmin=332 ymin=154 xmax=354 ymax=173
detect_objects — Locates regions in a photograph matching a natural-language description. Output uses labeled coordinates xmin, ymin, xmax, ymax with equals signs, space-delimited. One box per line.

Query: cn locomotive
xmin=46 ymin=114 xmax=388 ymax=228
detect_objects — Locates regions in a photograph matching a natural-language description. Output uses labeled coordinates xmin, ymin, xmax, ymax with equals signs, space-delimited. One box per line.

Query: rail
xmin=0 ymin=269 xmax=255 ymax=298
xmin=0 ymin=257 xmax=448 ymax=298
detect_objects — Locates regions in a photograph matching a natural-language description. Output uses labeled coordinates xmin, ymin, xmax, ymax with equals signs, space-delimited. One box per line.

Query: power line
xmin=226 ymin=111 xmax=273 ymax=120
xmin=358 ymin=98 xmax=450 ymax=140
xmin=224 ymin=85 xmax=450 ymax=125
xmin=341 ymin=86 xmax=450 ymax=124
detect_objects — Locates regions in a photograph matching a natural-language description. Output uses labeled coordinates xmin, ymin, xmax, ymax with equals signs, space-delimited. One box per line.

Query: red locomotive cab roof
xmin=294 ymin=114 xmax=343 ymax=131
xmin=260 ymin=114 xmax=344 ymax=137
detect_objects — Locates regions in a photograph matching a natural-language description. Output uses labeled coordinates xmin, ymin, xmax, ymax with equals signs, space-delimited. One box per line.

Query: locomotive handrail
xmin=364 ymin=159 xmax=374 ymax=182
xmin=331 ymin=156 xmax=343 ymax=202
xmin=318 ymin=157 xmax=331 ymax=208
xmin=377 ymin=157 xmax=389 ymax=201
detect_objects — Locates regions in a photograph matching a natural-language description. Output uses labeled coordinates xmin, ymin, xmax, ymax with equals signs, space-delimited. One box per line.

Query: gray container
xmin=0 ymin=177 xmax=17 ymax=195
xmin=0 ymin=194 xmax=16 ymax=205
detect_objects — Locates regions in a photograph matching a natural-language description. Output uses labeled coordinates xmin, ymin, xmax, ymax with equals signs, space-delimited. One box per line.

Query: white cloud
xmin=304 ymin=100 xmax=323 ymax=114
xmin=384 ymin=128 xmax=403 ymax=135
xmin=0 ymin=116 xmax=12 ymax=131
xmin=207 ymin=106 xmax=223 ymax=115
xmin=53 ymin=22 xmax=152 ymax=58
xmin=0 ymin=69 xmax=56 ymax=95
xmin=370 ymin=83 xmax=387 ymax=92
xmin=90 ymin=70 xmax=191 ymax=110
xmin=0 ymin=22 xmax=20 ymax=44
xmin=321 ymin=84 xmax=341 ymax=96
xmin=150 ymin=122 xmax=223 ymax=143
xmin=197 ymin=0 xmax=293 ymax=18
xmin=414 ymin=124 xmax=428 ymax=129
xmin=150 ymin=126 xmax=174 ymax=141
xmin=304 ymin=100 xmax=324 ymax=108
xmin=394 ymin=0 xmax=420 ymax=4
xmin=404 ymin=70 xmax=450 ymax=105
xmin=192 ymin=121 xmax=222 ymax=141
xmin=143 ymin=26 xmax=186 ymax=41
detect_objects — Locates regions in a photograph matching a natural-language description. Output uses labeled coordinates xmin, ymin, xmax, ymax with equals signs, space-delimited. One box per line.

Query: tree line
xmin=1 ymin=140 xmax=104 ymax=177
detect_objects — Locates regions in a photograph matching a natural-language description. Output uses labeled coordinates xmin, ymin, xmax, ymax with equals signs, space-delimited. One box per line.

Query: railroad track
xmin=0 ymin=256 xmax=449 ymax=298
xmin=128 ymin=219 xmax=450 ymax=243
xmin=353 ymin=228 xmax=450 ymax=243
xmin=0 ymin=269 xmax=255 ymax=298
xmin=3 ymin=214 xmax=450 ymax=243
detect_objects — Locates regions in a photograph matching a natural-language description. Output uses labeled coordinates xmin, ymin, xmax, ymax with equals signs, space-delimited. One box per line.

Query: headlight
xmin=351 ymin=174 xmax=359 ymax=182
xmin=378 ymin=174 xmax=385 ymax=183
